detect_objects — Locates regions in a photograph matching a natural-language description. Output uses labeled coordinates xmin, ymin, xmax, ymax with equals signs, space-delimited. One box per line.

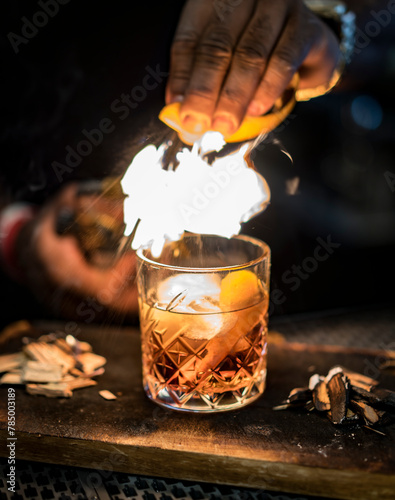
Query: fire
xmin=120 ymin=132 xmax=270 ymax=256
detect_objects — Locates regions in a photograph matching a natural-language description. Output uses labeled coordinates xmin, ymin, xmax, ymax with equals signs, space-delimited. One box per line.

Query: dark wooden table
xmin=1 ymin=310 xmax=395 ymax=500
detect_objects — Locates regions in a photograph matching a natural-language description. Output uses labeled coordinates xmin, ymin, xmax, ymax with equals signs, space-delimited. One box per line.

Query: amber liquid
xmin=139 ymin=297 xmax=268 ymax=412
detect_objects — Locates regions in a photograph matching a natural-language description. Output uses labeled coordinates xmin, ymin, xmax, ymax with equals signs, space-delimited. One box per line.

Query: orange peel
xmin=220 ymin=270 xmax=262 ymax=310
xmin=159 ymin=73 xmax=299 ymax=145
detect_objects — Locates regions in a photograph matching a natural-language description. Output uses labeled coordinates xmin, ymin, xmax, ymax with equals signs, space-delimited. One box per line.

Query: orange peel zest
xmin=159 ymin=74 xmax=299 ymax=145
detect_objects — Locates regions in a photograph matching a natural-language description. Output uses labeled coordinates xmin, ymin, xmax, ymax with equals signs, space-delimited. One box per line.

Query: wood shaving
xmin=274 ymin=365 xmax=395 ymax=432
xmin=22 ymin=361 xmax=63 ymax=383
xmin=99 ymin=390 xmax=117 ymax=400
xmin=0 ymin=332 xmax=107 ymax=398
xmin=23 ymin=342 xmax=75 ymax=376
xmin=0 ymin=352 xmax=26 ymax=372
xmin=26 ymin=382 xmax=73 ymax=398
xmin=77 ymin=352 xmax=106 ymax=374
xmin=0 ymin=370 xmax=23 ymax=385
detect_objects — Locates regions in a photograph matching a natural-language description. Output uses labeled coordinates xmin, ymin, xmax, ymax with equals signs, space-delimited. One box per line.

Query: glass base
xmin=144 ymin=371 xmax=266 ymax=413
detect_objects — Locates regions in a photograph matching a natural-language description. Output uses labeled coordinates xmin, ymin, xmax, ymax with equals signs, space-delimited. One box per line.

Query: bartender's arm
xmin=0 ymin=184 xmax=138 ymax=320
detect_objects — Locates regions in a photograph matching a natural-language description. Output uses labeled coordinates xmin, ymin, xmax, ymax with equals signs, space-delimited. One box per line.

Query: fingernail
xmin=247 ymin=101 xmax=265 ymax=116
xmin=182 ymin=115 xmax=208 ymax=134
xmin=170 ymin=94 xmax=184 ymax=104
xmin=212 ymin=116 xmax=236 ymax=136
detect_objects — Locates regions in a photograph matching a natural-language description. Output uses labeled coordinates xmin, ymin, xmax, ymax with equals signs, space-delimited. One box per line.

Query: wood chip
xmin=351 ymin=386 xmax=380 ymax=408
xmin=54 ymin=338 xmax=73 ymax=355
xmin=37 ymin=333 xmax=59 ymax=343
xmin=69 ymin=367 xmax=84 ymax=377
xmin=273 ymin=404 xmax=292 ymax=411
xmin=363 ymin=425 xmax=386 ymax=436
xmin=26 ymin=382 xmax=72 ymax=398
xmin=313 ymin=380 xmax=331 ymax=412
xmin=324 ymin=372 xmax=348 ymax=425
xmin=70 ymin=366 xmax=105 ymax=379
xmin=23 ymin=342 xmax=75 ymax=375
xmin=0 ymin=352 xmax=26 ymax=373
xmin=77 ymin=352 xmax=106 ymax=373
xmin=22 ymin=361 xmax=63 ymax=383
xmin=99 ymin=390 xmax=117 ymax=400
xmin=288 ymin=387 xmax=311 ymax=404
xmin=67 ymin=377 xmax=97 ymax=391
xmin=305 ymin=400 xmax=316 ymax=412
xmin=324 ymin=366 xmax=343 ymax=384
xmin=353 ymin=386 xmax=395 ymax=410
xmin=0 ymin=370 xmax=23 ymax=385
xmin=332 ymin=365 xmax=379 ymax=390
xmin=65 ymin=335 xmax=92 ymax=353
xmin=371 ymin=388 xmax=395 ymax=409
xmin=60 ymin=374 xmax=77 ymax=383
xmin=345 ymin=408 xmax=359 ymax=422
xmin=275 ymin=365 xmax=395 ymax=430
xmin=351 ymin=400 xmax=380 ymax=425
xmin=308 ymin=374 xmax=322 ymax=391
xmin=1 ymin=331 xmax=107 ymax=398
xmin=23 ymin=342 xmax=46 ymax=363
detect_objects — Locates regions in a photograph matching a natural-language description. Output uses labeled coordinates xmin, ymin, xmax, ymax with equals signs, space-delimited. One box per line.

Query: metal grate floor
xmin=0 ymin=459 xmax=334 ymax=500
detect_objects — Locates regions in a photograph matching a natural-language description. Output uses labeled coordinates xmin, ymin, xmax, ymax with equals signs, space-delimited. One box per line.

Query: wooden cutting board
xmin=0 ymin=321 xmax=394 ymax=500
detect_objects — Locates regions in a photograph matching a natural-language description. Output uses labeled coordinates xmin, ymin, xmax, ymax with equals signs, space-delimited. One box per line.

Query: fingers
xmin=239 ymin=1 xmax=340 ymax=116
xmin=65 ymin=252 xmax=138 ymax=314
xmin=213 ymin=0 xmax=290 ymax=134
xmin=38 ymin=214 xmax=138 ymax=314
xmin=34 ymin=184 xmax=139 ymax=314
xmin=168 ymin=0 xmax=341 ymax=137
xmin=166 ymin=0 xmax=214 ymax=105
xmin=297 ymin=16 xmax=340 ymax=90
xmin=47 ymin=182 xmax=78 ymax=213
xmin=43 ymin=252 xmax=139 ymax=321
xmin=168 ymin=0 xmax=255 ymax=134
xmin=93 ymin=253 xmax=139 ymax=313
xmin=248 ymin=1 xmax=310 ymax=116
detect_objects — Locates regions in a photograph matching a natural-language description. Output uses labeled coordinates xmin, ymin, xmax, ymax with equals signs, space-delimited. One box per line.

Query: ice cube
xmin=155 ymin=275 xmax=224 ymax=341
xmin=177 ymin=295 xmax=222 ymax=340
xmin=157 ymin=274 xmax=221 ymax=311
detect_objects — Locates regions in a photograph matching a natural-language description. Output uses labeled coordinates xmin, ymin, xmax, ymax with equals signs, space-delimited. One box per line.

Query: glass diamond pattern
xmin=140 ymin=299 xmax=268 ymax=412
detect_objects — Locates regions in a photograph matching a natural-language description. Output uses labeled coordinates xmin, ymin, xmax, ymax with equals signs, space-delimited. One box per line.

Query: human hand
xmin=166 ymin=0 xmax=340 ymax=137
xmin=15 ymin=183 xmax=138 ymax=321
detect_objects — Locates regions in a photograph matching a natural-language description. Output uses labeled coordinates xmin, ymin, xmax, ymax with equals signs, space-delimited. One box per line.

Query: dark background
xmin=0 ymin=0 xmax=394 ymax=328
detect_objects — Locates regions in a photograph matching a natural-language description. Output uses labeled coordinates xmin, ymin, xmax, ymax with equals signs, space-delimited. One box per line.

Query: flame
xmin=120 ymin=132 xmax=270 ymax=256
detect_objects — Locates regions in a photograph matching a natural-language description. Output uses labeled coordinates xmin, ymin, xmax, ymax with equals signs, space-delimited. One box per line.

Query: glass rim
xmin=136 ymin=234 xmax=270 ymax=273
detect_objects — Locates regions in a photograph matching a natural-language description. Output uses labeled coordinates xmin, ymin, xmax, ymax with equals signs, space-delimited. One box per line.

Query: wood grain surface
xmin=0 ymin=321 xmax=394 ymax=500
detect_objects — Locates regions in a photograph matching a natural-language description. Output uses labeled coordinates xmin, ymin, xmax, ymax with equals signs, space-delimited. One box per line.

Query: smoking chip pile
xmin=274 ymin=365 xmax=395 ymax=433
xmin=0 ymin=333 xmax=107 ymax=398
